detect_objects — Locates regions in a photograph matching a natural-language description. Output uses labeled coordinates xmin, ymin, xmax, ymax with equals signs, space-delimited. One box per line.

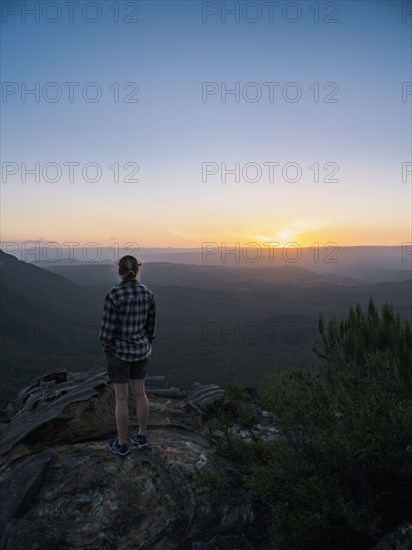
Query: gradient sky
xmin=1 ymin=0 xmax=411 ymax=249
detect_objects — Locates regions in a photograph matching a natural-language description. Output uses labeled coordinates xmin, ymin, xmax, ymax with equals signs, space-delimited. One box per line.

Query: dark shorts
xmin=105 ymin=354 xmax=148 ymax=384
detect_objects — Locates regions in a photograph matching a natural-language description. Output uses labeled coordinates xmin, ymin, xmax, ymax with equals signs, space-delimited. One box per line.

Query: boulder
xmin=0 ymin=449 xmax=54 ymax=533
xmin=0 ymin=368 xmax=258 ymax=549
xmin=185 ymin=383 xmax=226 ymax=409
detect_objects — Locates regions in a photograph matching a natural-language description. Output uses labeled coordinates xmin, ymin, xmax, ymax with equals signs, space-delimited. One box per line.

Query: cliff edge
xmin=0 ymin=369 xmax=254 ymax=550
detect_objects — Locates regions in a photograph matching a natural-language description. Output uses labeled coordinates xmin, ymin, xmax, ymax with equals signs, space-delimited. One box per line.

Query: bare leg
xmin=130 ymin=378 xmax=149 ymax=435
xmin=113 ymin=382 xmax=129 ymax=445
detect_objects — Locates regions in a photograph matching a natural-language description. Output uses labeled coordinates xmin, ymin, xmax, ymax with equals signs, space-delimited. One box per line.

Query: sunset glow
xmin=1 ymin=1 xmax=411 ymax=249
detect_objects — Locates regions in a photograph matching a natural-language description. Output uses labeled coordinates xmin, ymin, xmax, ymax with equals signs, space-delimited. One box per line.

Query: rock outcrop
xmin=0 ymin=368 xmax=254 ymax=549
xmin=371 ymin=521 xmax=412 ymax=550
xmin=1 ymin=369 xmax=410 ymax=550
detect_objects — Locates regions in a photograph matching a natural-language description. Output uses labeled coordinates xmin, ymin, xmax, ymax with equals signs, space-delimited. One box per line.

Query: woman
xmin=100 ymin=255 xmax=156 ymax=456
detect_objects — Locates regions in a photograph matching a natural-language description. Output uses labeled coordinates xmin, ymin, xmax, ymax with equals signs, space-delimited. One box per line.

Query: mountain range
xmin=1 ymin=248 xmax=411 ymax=408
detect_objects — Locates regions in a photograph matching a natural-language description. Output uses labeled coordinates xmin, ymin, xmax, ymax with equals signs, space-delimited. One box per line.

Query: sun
xmin=276 ymin=230 xmax=293 ymax=241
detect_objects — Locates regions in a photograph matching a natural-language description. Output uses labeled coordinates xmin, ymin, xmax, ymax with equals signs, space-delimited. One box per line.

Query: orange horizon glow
xmin=1 ymin=228 xmax=410 ymax=250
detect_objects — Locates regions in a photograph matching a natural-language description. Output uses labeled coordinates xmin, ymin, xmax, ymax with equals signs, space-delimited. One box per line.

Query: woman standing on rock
xmin=100 ymin=255 xmax=156 ymax=456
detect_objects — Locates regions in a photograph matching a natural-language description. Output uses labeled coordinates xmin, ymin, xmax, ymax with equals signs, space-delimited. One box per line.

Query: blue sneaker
xmin=131 ymin=433 xmax=148 ymax=449
xmin=108 ymin=438 xmax=130 ymax=456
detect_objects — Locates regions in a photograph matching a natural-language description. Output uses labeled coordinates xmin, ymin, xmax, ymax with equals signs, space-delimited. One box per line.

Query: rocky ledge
xmin=1 ymin=369 xmax=410 ymax=550
xmin=0 ymin=368 xmax=253 ymax=550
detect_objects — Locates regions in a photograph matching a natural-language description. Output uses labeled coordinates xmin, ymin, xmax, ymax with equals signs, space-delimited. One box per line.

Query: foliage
xmin=205 ymin=384 xmax=260 ymax=432
xmin=196 ymin=462 xmax=231 ymax=488
xmin=211 ymin=301 xmax=412 ymax=549
xmin=314 ymin=300 xmax=412 ymax=393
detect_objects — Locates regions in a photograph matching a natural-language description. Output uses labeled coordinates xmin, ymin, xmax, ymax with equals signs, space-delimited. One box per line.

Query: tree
xmin=212 ymin=300 xmax=412 ymax=549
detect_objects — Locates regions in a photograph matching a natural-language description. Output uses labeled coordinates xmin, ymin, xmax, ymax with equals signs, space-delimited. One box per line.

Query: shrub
xmin=212 ymin=301 xmax=412 ymax=549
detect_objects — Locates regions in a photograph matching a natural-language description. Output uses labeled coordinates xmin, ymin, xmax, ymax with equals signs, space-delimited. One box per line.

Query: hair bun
xmin=118 ymin=255 xmax=141 ymax=281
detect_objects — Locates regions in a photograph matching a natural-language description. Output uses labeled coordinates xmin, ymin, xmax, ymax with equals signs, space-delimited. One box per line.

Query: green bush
xmin=205 ymin=384 xmax=260 ymax=432
xmin=197 ymin=462 xmax=230 ymax=488
xmin=212 ymin=300 xmax=412 ymax=549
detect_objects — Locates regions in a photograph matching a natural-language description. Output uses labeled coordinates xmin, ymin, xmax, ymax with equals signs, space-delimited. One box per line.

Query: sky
xmin=1 ymin=0 xmax=411 ymax=250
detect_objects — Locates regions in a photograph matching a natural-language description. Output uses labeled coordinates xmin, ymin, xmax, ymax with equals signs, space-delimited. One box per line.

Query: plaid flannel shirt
xmin=99 ymin=280 xmax=156 ymax=361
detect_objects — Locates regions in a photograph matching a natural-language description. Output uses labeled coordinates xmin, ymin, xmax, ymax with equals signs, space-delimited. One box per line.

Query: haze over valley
xmin=1 ymin=246 xmax=410 ymax=408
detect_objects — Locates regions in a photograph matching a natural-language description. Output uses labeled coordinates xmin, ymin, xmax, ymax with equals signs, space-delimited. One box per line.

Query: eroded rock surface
xmin=372 ymin=521 xmax=412 ymax=550
xmin=0 ymin=369 xmax=255 ymax=549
